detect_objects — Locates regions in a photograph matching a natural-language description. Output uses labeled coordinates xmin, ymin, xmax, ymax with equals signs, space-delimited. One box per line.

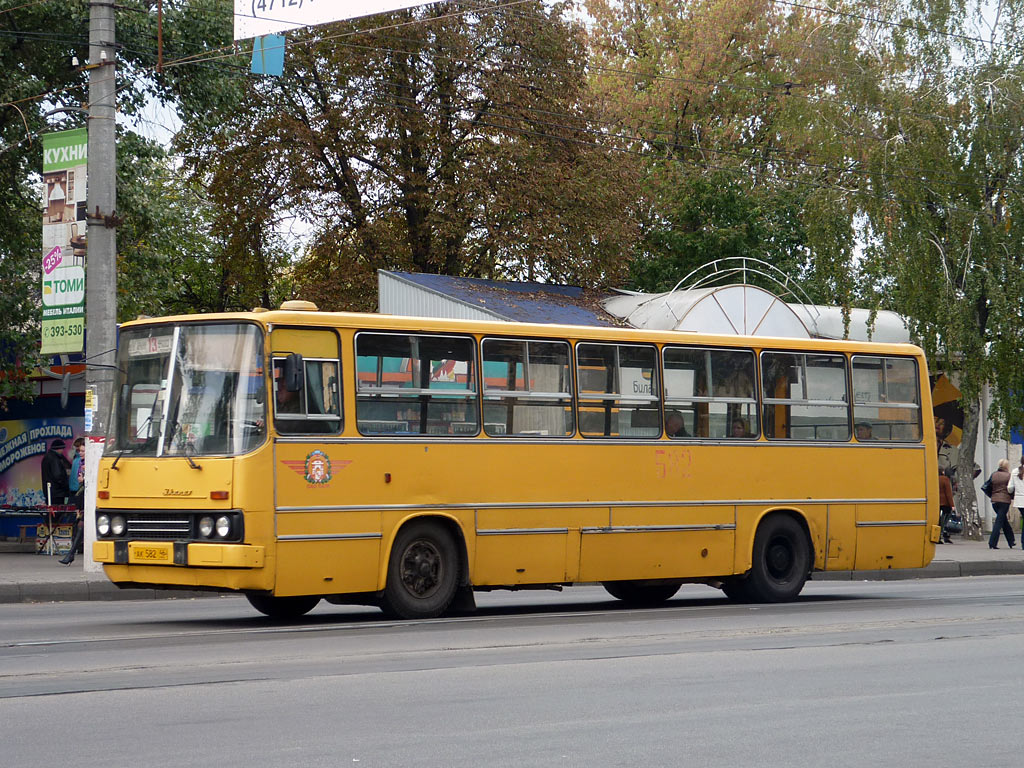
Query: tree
xmin=171 ymin=2 xmax=639 ymax=311
xmin=0 ymin=0 xmax=240 ymax=406
xmin=585 ymin=0 xmax=862 ymax=302
xmin=115 ymin=131 xmax=280 ymax=318
xmin=846 ymin=0 xmax=1024 ymax=537
xmin=0 ymin=0 xmax=91 ymax=407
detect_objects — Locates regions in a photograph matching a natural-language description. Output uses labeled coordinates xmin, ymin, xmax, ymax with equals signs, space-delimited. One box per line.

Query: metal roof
xmin=380 ymin=271 xmax=621 ymax=327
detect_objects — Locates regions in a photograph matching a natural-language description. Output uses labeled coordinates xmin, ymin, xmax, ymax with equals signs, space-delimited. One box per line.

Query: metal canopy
xmin=602 ymin=284 xmax=812 ymax=338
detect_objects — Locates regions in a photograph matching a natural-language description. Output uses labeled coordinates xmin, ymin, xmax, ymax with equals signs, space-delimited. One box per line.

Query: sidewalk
xmin=2 ymin=537 xmax=1024 ymax=604
xmin=0 ymin=544 xmax=211 ymax=603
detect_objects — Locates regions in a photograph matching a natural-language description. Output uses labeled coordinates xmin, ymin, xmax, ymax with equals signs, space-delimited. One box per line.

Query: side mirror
xmin=282 ymin=353 xmax=304 ymax=392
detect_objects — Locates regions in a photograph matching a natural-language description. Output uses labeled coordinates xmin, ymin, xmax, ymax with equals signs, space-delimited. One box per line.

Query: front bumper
xmin=93 ymin=540 xmax=265 ymax=568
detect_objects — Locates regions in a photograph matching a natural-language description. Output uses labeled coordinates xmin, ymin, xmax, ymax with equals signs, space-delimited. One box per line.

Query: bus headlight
xmin=199 ymin=516 xmax=215 ymax=538
xmin=97 ymin=514 xmax=111 ymax=536
xmin=215 ymin=516 xmax=232 ymax=538
xmin=110 ymin=515 xmax=127 ymax=536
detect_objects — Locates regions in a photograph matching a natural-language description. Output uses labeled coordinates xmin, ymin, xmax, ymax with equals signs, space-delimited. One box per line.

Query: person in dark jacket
xmin=60 ymin=438 xmax=87 ymax=565
xmin=40 ymin=438 xmax=71 ymax=506
xmin=938 ymin=468 xmax=955 ymax=543
xmin=988 ymin=459 xmax=1014 ymax=550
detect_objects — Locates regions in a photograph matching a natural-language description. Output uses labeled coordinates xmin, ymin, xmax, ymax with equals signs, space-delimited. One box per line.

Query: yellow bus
xmin=93 ymin=301 xmax=938 ymax=618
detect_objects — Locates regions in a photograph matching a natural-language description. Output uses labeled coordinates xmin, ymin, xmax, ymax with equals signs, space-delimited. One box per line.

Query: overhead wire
xmin=5 ymin=0 xmax=1018 ymax=213
xmin=11 ymin=0 xmax=971 ymax=133
xmin=0 ymin=0 xmax=59 ymax=18
xmin=158 ymin=0 xmax=543 ymax=68
xmin=124 ymin=24 xmax=1006 ymax=199
xmin=772 ymin=0 xmax=1014 ymax=50
xmin=129 ymin=0 xmax=969 ymax=130
xmin=148 ymin=58 xmax=1012 ymax=218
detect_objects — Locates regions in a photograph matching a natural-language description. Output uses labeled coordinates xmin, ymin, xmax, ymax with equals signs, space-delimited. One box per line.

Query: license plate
xmin=129 ymin=543 xmax=173 ymax=564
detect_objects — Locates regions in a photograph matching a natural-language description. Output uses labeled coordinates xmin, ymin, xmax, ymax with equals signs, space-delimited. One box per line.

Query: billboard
xmin=41 ymin=128 xmax=88 ymax=355
xmin=0 ymin=420 xmax=80 ymax=508
xmin=234 ymin=0 xmax=448 ymax=40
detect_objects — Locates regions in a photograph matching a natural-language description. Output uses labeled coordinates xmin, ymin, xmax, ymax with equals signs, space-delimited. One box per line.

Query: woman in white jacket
xmin=1009 ymin=457 xmax=1024 ymax=541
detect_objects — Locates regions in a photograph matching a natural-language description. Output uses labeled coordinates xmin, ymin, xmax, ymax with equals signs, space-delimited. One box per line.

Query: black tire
xmin=381 ymin=520 xmax=460 ymax=619
xmin=602 ymin=579 xmax=682 ymax=606
xmin=246 ymin=593 xmax=320 ymax=619
xmin=744 ymin=514 xmax=811 ymax=603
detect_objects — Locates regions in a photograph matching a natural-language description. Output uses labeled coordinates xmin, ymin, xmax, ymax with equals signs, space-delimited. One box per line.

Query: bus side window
xmin=481 ymin=338 xmax=573 ymax=437
xmin=761 ymin=352 xmax=849 ymax=441
xmin=663 ymin=347 xmax=758 ymax=439
xmin=851 ymin=355 xmax=922 ymax=442
xmin=576 ymin=343 xmax=659 ymax=438
xmin=355 ymin=332 xmax=479 ymax=436
xmin=273 ymin=357 xmax=342 ymax=435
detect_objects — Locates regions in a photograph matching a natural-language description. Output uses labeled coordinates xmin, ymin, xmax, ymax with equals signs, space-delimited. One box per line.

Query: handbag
xmin=944 ymin=512 xmax=964 ymax=534
xmin=981 ymin=476 xmax=993 ymax=498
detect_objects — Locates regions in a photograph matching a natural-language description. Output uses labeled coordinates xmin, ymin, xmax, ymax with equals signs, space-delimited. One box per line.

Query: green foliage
xmin=847 ymin=0 xmax=1024 ymax=434
xmin=114 ymin=131 xmax=271 ymax=319
xmin=0 ymin=1 xmax=90 ymax=406
xmin=629 ymin=169 xmax=813 ymax=296
xmin=587 ymin=0 xmax=860 ymax=303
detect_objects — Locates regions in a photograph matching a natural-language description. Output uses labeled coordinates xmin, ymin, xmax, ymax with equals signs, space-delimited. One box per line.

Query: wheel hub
xmin=401 ymin=540 xmax=442 ymax=597
xmin=766 ymin=538 xmax=794 ymax=579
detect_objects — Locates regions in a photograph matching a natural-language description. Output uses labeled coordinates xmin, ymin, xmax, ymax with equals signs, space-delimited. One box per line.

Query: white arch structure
xmin=602 ymin=257 xmax=910 ymax=342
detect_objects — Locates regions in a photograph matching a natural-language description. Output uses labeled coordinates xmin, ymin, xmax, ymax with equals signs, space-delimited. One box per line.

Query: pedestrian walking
xmin=987 ymin=459 xmax=1015 ymax=549
xmin=60 ymin=438 xmax=86 ymax=565
xmin=938 ymin=468 xmax=955 ymax=543
xmin=1008 ymin=456 xmax=1024 ymax=545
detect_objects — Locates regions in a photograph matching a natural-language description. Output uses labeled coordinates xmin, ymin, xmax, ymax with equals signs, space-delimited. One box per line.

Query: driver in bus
xmin=274 ymin=362 xmax=302 ymax=414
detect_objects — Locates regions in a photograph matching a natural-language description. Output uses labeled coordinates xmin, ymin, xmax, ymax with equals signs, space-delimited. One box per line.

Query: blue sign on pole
xmin=251 ymin=34 xmax=285 ymax=77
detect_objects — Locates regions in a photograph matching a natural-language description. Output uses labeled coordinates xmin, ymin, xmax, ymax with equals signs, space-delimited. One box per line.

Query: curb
xmin=5 ymin=560 xmax=1024 ymax=604
xmin=815 ymin=560 xmax=1024 ymax=581
xmin=1 ymin=582 xmax=216 ymax=604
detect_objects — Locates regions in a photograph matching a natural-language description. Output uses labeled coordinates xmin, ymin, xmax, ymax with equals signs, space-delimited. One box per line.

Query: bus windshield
xmin=107 ymin=323 xmax=266 ymax=458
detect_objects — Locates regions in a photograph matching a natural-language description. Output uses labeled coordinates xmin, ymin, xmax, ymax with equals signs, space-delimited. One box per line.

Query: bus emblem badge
xmin=304 ymin=450 xmax=332 ymax=485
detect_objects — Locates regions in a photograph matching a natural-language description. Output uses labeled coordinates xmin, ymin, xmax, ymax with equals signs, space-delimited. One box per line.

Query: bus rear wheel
xmin=602 ymin=579 xmax=682 ymax=606
xmin=246 ymin=594 xmax=320 ymax=619
xmin=381 ymin=520 xmax=460 ymax=619
xmin=744 ymin=514 xmax=811 ymax=603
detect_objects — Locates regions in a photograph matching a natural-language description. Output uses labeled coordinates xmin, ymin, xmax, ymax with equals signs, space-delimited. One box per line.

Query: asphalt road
xmin=2 ymin=578 xmax=1023 ymax=767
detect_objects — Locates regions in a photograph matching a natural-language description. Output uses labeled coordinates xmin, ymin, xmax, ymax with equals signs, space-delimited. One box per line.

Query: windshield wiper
xmin=182 ymin=440 xmax=202 ymax=471
xmin=167 ymin=419 xmax=202 ymax=470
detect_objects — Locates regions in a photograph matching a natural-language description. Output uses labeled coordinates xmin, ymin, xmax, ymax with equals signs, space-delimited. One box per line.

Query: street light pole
xmin=85 ymin=0 xmax=117 ymax=438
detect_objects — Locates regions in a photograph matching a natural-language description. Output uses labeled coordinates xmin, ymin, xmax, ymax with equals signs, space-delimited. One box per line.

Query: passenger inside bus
xmin=665 ymin=410 xmax=689 ymax=437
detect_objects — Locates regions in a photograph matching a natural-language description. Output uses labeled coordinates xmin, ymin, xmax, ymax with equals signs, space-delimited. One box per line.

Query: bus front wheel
xmin=602 ymin=579 xmax=682 ymax=606
xmin=381 ymin=521 xmax=460 ymax=619
xmin=743 ymin=514 xmax=811 ymax=603
xmin=246 ymin=593 xmax=320 ymax=619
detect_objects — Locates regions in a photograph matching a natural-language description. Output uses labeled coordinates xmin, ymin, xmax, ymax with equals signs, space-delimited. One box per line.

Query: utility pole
xmin=81 ymin=0 xmax=117 ymax=573
xmin=85 ymin=0 xmax=117 ymax=439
